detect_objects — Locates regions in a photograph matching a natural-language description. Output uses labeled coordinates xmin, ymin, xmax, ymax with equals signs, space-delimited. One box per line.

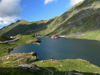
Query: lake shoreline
xmin=0 ymin=35 xmax=40 ymax=62
xmin=10 ymin=37 xmax=100 ymax=67
xmin=1 ymin=36 xmax=100 ymax=74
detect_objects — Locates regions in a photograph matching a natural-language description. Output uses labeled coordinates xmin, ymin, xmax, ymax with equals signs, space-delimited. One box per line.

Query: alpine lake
xmin=10 ymin=37 xmax=100 ymax=67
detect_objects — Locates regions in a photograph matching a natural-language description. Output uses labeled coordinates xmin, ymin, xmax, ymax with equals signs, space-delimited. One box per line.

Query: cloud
xmin=44 ymin=0 xmax=57 ymax=4
xmin=0 ymin=0 xmax=22 ymax=25
xmin=0 ymin=16 xmax=19 ymax=25
xmin=69 ymin=0 xmax=84 ymax=6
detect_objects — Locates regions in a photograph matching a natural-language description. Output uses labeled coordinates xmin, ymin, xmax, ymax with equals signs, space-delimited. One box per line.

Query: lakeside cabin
xmin=51 ymin=34 xmax=59 ymax=39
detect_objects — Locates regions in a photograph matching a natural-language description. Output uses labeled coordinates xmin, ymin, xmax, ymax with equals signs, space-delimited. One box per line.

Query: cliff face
xmin=1 ymin=0 xmax=100 ymax=40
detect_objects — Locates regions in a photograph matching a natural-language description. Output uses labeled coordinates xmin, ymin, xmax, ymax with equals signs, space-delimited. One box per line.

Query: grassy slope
xmin=40 ymin=0 xmax=100 ymax=42
xmin=14 ymin=35 xmax=39 ymax=45
xmin=0 ymin=35 xmax=12 ymax=41
xmin=0 ymin=35 xmax=38 ymax=57
xmin=1 ymin=35 xmax=100 ymax=75
xmin=0 ymin=20 xmax=43 ymax=36
xmin=0 ymin=17 xmax=56 ymax=36
xmin=0 ymin=35 xmax=45 ymax=75
xmin=46 ymin=0 xmax=100 ymax=35
xmin=33 ymin=59 xmax=100 ymax=75
xmin=0 ymin=43 xmax=16 ymax=57
xmin=44 ymin=0 xmax=100 ymax=41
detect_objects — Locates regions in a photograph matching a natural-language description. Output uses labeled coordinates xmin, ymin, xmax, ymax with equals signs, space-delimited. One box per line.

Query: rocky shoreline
xmin=0 ymin=52 xmax=39 ymax=65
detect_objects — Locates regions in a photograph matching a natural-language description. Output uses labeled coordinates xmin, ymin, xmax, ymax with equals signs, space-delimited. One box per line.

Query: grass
xmin=0 ymin=34 xmax=40 ymax=57
xmin=0 ymin=35 xmax=44 ymax=75
xmin=15 ymin=35 xmax=39 ymax=45
xmin=0 ymin=35 xmax=100 ymax=75
xmin=80 ymin=30 xmax=100 ymax=40
xmin=0 ymin=35 xmax=39 ymax=57
xmin=66 ymin=30 xmax=100 ymax=41
xmin=33 ymin=59 xmax=100 ymax=75
xmin=0 ymin=43 xmax=17 ymax=57
xmin=0 ymin=67 xmax=46 ymax=75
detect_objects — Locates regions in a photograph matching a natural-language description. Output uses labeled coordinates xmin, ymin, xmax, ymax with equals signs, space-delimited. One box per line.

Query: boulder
xmin=17 ymin=64 xmax=41 ymax=73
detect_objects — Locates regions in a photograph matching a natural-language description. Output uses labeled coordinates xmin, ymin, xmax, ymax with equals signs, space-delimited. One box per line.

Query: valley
xmin=1 ymin=0 xmax=100 ymax=75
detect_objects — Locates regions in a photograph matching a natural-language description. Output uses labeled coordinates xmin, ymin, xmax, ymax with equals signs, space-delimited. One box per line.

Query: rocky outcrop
xmin=1 ymin=52 xmax=39 ymax=64
xmin=17 ymin=64 xmax=41 ymax=73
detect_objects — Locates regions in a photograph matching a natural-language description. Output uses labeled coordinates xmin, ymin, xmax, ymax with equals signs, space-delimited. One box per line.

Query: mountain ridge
xmin=1 ymin=0 xmax=100 ymax=40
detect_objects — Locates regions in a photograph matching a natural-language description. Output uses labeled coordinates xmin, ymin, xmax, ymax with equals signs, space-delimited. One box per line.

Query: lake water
xmin=10 ymin=37 xmax=100 ymax=66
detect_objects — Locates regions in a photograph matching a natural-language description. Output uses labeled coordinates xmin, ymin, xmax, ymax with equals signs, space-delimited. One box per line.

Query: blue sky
xmin=20 ymin=0 xmax=71 ymax=22
xmin=0 ymin=0 xmax=83 ymax=29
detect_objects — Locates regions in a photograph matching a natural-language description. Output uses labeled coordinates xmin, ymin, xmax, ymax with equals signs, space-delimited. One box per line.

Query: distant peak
xmin=16 ymin=19 xmax=26 ymax=22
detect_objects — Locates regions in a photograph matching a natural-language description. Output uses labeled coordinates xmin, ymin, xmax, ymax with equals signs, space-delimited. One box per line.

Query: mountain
xmin=0 ymin=18 xmax=56 ymax=36
xmin=42 ymin=0 xmax=100 ymax=36
xmin=1 ymin=0 xmax=100 ymax=40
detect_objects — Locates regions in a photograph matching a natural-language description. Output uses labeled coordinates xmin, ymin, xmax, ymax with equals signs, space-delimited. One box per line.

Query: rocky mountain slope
xmin=42 ymin=0 xmax=100 ymax=36
xmin=0 ymin=18 xmax=56 ymax=36
xmin=0 ymin=0 xmax=100 ymax=40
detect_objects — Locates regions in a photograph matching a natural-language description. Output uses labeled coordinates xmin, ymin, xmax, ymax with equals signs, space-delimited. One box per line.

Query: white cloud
xmin=0 ymin=0 xmax=22 ymax=25
xmin=44 ymin=0 xmax=57 ymax=4
xmin=69 ymin=0 xmax=84 ymax=6
xmin=0 ymin=16 xmax=19 ymax=25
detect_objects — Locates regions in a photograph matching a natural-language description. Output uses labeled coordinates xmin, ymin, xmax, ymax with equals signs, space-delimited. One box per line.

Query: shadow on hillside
xmin=0 ymin=66 xmax=100 ymax=75
xmin=0 ymin=66 xmax=44 ymax=75
xmin=46 ymin=67 xmax=100 ymax=75
xmin=3 ymin=18 xmax=55 ymax=36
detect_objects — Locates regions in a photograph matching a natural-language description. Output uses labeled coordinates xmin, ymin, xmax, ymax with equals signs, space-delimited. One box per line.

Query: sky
xmin=0 ymin=0 xmax=84 ymax=29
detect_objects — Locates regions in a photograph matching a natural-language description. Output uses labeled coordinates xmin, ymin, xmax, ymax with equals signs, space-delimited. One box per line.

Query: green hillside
xmin=0 ymin=0 xmax=100 ymax=40
xmin=43 ymin=0 xmax=100 ymax=35
xmin=0 ymin=18 xmax=56 ymax=36
xmin=33 ymin=59 xmax=100 ymax=75
xmin=0 ymin=35 xmax=12 ymax=41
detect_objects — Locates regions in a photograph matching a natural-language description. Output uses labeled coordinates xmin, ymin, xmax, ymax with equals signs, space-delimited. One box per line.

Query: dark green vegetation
xmin=0 ymin=0 xmax=100 ymax=40
xmin=0 ymin=68 xmax=44 ymax=75
xmin=0 ymin=35 xmax=12 ymax=41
